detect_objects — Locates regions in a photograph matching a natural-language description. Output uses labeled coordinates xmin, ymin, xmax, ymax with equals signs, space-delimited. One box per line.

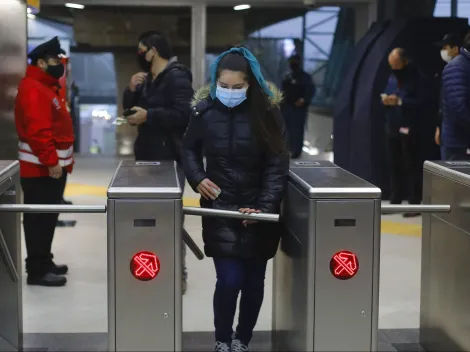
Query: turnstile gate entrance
xmin=273 ymin=161 xmax=382 ymax=352
xmin=0 ymin=162 xmax=21 ymax=352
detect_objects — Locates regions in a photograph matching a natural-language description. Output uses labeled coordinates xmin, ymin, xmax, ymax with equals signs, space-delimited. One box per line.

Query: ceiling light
xmin=27 ymin=13 xmax=36 ymax=20
xmin=65 ymin=3 xmax=85 ymax=9
xmin=234 ymin=4 xmax=251 ymax=11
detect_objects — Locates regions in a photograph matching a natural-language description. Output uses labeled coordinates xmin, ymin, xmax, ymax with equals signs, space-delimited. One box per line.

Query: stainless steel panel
xmin=108 ymin=160 xmax=182 ymax=199
xmin=174 ymin=200 xmax=182 ymax=352
xmin=420 ymin=169 xmax=470 ymax=352
xmin=272 ymin=182 xmax=313 ymax=352
xmin=289 ymin=164 xmax=381 ymax=199
xmin=114 ymin=200 xmax=176 ymax=352
xmin=314 ymin=200 xmax=375 ymax=352
xmin=0 ymin=169 xmax=22 ymax=352
xmin=107 ymin=199 xmax=116 ymax=352
xmin=0 ymin=1 xmax=26 ymax=161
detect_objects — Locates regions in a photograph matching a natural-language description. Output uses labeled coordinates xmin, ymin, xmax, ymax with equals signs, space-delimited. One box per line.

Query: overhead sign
xmin=130 ymin=251 xmax=160 ymax=281
xmin=330 ymin=251 xmax=359 ymax=280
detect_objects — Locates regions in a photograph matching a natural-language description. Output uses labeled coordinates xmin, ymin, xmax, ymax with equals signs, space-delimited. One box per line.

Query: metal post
xmin=451 ymin=0 xmax=458 ymax=17
xmin=381 ymin=204 xmax=451 ymax=214
xmin=0 ymin=204 xmax=106 ymax=213
xmin=191 ymin=2 xmax=207 ymax=89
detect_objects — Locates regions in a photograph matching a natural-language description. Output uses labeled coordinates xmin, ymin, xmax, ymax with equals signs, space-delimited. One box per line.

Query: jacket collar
xmin=26 ymin=65 xmax=59 ymax=87
xmin=461 ymin=48 xmax=470 ymax=61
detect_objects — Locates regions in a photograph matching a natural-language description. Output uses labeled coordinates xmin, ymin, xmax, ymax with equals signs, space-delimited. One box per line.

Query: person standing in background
xmin=434 ymin=33 xmax=463 ymax=148
xmin=382 ymin=48 xmax=427 ymax=217
xmin=15 ymin=37 xmax=74 ymax=287
xmin=440 ymin=33 xmax=470 ymax=161
xmin=281 ymin=54 xmax=316 ymax=159
xmin=122 ymin=31 xmax=193 ymax=293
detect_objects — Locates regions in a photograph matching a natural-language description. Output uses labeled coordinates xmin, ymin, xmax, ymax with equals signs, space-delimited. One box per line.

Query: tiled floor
xmin=11 ymin=152 xmax=424 ymax=350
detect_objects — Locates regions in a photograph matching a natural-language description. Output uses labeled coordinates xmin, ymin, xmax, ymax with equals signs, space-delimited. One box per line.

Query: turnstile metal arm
xmin=0 ymin=204 xmax=107 ymax=213
xmin=381 ymin=204 xmax=451 ymax=214
xmin=0 ymin=228 xmax=19 ymax=282
xmin=183 ymin=206 xmax=280 ymax=223
xmin=183 ymin=228 xmax=204 ymax=260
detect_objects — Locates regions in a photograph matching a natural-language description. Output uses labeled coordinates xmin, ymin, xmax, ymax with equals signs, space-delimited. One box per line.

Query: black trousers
xmin=21 ymin=173 xmax=67 ymax=276
xmin=387 ymin=134 xmax=422 ymax=205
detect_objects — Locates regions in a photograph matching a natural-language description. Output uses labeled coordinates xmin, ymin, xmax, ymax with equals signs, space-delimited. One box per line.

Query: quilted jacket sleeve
xmin=181 ymin=106 xmax=208 ymax=192
xmin=255 ymin=107 xmax=290 ymax=213
xmin=442 ymin=60 xmax=470 ymax=127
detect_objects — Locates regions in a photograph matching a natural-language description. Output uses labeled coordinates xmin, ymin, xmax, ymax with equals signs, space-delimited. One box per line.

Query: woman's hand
xmin=197 ymin=178 xmax=221 ymax=200
xmin=239 ymin=208 xmax=261 ymax=227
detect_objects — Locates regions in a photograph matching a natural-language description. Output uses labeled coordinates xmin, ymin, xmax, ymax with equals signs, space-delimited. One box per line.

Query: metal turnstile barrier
xmin=272 ymin=160 xmax=382 ymax=352
xmin=107 ymin=160 xmax=279 ymax=352
xmin=420 ymin=161 xmax=470 ymax=352
xmin=0 ymin=161 xmax=21 ymax=352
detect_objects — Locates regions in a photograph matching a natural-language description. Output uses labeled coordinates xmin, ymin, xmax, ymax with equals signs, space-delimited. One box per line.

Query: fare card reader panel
xmin=108 ymin=161 xmax=183 ymax=352
xmin=272 ymin=161 xmax=381 ymax=352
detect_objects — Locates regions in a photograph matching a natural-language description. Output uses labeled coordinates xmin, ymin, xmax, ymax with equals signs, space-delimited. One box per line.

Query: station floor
xmin=21 ymin=156 xmax=424 ymax=351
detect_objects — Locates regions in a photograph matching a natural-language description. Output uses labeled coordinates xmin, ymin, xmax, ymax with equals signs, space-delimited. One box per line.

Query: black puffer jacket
xmin=182 ymin=84 xmax=289 ymax=260
xmin=123 ymin=60 xmax=193 ymax=161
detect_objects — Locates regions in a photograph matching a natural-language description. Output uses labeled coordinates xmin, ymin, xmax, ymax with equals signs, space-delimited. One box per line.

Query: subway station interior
xmin=2 ymin=0 xmax=470 ymax=351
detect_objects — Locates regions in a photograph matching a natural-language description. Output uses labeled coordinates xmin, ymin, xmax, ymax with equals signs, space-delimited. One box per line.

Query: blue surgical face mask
xmin=216 ymin=86 xmax=247 ymax=108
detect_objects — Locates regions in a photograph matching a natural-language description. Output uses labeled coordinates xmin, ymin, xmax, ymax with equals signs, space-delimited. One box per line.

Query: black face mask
xmin=46 ymin=63 xmax=65 ymax=79
xmin=138 ymin=52 xmax=152 ymax=72
xmin=290 ymin=62 xmax=301 ymax=71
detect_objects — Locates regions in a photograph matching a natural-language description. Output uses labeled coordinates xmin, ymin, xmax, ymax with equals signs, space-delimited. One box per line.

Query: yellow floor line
xmin=64 ymin=183 xmax=422 ymax=237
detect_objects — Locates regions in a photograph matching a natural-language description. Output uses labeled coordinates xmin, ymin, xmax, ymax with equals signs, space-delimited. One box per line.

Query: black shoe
xmin=27 ymin=273 xmax=67 ymax=287
xmin=50 ymin=264 xmax=69 ymax=275
xmin=62 ymin=199 xmax=73 ymax=205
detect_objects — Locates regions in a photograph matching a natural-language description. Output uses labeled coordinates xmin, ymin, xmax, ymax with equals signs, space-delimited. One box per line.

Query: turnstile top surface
xmin=289 ymin=162 xmax=381 ymax=199
xmin=0 ymin=161 xmax=19 ymax=183
xmin=424 ymin=160 xmax=470 ymax=186
xmin=107 ymin=160 xmax=182 ymax=199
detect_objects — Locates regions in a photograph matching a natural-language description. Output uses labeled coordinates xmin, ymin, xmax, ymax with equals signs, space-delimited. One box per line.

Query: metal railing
xmin=183 ymin=206 xmax=280 ymax=223
xmin=381 ymin=204 xmax=451 ymax=214
xmin=0 ymin=204 xmax=106 ymax=213
xmin=0 ymin=228 xmax=19 ymax=282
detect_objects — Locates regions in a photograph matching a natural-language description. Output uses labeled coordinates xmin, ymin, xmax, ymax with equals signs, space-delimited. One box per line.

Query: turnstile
xmin=272 ymin=160 xmax=382 ymax=352
xmin=420 ymin=161 xmax=470 ymax=352
xmin=0 ymin=161 xmax=22 ymax=352
xmin=107 ymin=160 xmax=279 ymax=352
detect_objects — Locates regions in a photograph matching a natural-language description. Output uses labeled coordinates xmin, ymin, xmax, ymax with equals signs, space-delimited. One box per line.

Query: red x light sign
xmin=130 ymin=251 xmax=160 ymax=281
xmin=330 ymin=251 xmax=359 ymax=280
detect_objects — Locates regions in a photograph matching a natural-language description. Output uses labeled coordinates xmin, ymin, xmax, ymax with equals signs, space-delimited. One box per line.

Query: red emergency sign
xmin=330 ymin=251 xmax=359 ymax=280
xmin=130 ymin=251 xmax=160 ymax=281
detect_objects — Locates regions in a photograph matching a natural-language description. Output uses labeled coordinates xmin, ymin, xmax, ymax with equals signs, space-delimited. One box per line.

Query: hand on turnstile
xmin=239 ymin=208 xmax=261 ymax=227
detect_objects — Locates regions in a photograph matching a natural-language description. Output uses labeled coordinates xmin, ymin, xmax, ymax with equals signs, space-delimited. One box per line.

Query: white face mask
xmin=441 ymin=50 xmax=452 ymax=63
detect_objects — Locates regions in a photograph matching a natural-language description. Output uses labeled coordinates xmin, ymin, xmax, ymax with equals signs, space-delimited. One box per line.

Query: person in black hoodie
xmin=123 ymin=31 xmax=193 ymax=292
xmin=382 ymin=48 xmax=427 ymax=217
xmin=182 ymin=47 xmax=289 ymax=352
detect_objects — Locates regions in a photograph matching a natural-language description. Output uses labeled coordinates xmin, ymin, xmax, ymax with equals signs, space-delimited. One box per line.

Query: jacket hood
xmin=192 ymin=82 xmax=283 ymax=107
xmin=159 ymin=60 xmax=193 ymax=83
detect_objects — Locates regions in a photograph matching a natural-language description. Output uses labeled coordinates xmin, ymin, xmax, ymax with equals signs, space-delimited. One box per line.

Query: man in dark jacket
xmin=123 ymin=31 xmax=193 ymax=162
xmin=123 ymin=31 xmax=193 ymax=292
xmin=382 ymin=48 xmax=427 ymax=216
xmin=281 ymin=54 xmax=316 ymax=159
xmin=440 ymin=34 xmax=470 ymax=161
xmin=434 ymin=33 xmax=463 ymax=147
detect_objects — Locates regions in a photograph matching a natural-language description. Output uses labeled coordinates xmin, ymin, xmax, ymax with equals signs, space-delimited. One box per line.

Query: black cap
xmin=27 ymin=36 xmax=65 ymax=61
xmin=434 ymin=33 xmax=463 ymax=48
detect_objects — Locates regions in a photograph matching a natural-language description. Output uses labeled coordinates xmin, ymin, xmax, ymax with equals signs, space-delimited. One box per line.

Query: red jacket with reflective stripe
xmin=15 ymin=66 xmax=75 ymax=178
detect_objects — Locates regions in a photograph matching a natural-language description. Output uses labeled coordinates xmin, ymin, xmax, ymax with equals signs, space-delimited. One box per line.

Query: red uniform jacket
xmin=15 ymin=65 xmax=75 ymax=178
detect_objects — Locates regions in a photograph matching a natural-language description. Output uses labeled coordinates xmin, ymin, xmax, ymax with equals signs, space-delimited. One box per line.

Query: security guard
xmin=15 ymin=37 xmax=74 ymax=287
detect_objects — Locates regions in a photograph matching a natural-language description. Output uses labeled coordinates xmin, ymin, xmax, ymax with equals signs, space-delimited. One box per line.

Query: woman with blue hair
xmin=182 ymin=47 xmax=289 ymax=352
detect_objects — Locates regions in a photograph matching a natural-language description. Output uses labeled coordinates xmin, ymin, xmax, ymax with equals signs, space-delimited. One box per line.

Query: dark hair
xmin=138 ymin=31 xmax=173 ymax=60
xmin=217 ymin=50 xmax=287 ymax=156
